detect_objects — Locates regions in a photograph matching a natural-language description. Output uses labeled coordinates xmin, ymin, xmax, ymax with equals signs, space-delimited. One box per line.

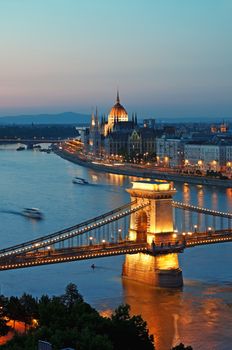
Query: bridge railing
xmin=173 ymin=201 xmax=232 ymax=234
xmin=0 ymin=200 xmax=150 ymax=258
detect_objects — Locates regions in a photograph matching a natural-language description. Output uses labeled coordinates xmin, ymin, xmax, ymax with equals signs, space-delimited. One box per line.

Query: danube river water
xmin=0 ymin=145 xmax=232 ymax=350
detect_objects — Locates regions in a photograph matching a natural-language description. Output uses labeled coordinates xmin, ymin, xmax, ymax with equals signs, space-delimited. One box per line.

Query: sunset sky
xmin=0 ymin=0 xmax=231 ymax=119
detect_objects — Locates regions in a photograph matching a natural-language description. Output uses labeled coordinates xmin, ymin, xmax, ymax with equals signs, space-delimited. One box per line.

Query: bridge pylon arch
xmin=127 ymin=180 xmax=176 ymax=244
xmin=123 ymin=180 xmax=183 ymax=288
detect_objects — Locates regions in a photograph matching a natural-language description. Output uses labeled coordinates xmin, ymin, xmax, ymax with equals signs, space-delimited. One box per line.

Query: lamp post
xmin=173 ymin=230 xmax=178 ymax=244
xmin=47 ymin=246 xmax=51 ymax=257
xmin=182 ymin=232 xmax=186 ymax=245
xmin=164 ymin=156 xmax=169 ymax=168
xmin=118 ymin=228 xmax=122 ymax=242
xmin=194 ymin=224 xmax=197 ymax=233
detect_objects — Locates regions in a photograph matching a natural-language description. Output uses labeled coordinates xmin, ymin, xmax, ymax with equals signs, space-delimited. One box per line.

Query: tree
xmin=62 ymin=283 xmax=83 ymax=307
xmin=0 ymin=295 xmax=11 ymax=336
xmin=19 ymin=293 xmax=38 ymax=330
xmin=0 ymin=285 xmax=156 ymax=350
xmin=110 ymin=304 xmax=154 ymax=350
xmin=38 ymin=296 xmax=67 ymax=330
xmin=7 ymin=296 xmax=23 ymax=328
xmin=79 ymin=329 xmax=113 ymax=350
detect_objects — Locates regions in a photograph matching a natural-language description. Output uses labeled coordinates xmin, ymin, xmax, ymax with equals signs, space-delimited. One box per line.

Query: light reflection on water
xmin=123 ymin=281 xmax=232 ymax=350
xmin=0 ymin=147 xmax=232 ymax=349
xmin=98 ymin=280 xmax=232 ymax=350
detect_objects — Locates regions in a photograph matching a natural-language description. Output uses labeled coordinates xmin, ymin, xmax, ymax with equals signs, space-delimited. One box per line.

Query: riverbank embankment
xmin=54 ymin=149 xmax=232 ymax=188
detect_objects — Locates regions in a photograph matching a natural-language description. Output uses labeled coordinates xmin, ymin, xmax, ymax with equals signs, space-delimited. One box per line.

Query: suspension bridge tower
xmin=122 ymin=180 xmax=183 ymax=288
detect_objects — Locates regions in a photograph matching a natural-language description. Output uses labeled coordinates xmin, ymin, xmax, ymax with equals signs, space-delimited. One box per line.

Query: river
xmin=0 ymin=145 xmax=232 ymax=350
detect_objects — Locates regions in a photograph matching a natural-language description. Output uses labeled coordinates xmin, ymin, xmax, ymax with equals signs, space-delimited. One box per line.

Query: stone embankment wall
xmin=54 ymin=149 xmax=232 ymax=188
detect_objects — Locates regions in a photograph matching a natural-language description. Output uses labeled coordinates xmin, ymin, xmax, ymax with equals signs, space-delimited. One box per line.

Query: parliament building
xmin=82 ymin=92 xmax=157 ymax=161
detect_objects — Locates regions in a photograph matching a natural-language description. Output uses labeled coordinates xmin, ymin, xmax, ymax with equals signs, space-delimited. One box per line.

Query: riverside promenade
xmin=54 ymin=148 xmax=232 ymax=188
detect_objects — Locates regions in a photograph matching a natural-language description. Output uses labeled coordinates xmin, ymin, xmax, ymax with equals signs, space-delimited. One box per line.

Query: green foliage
xmin=7 ymin=296 xmax=22 ymax=326
xmin=62 ymin=282 xmax=83 ymax=307
xmin=0 ymin=295 xmax=11 ymax=336
xmin=19 ymin=293 xmax=38 ymax=325
xmin=0 ymin=284 xmax=155 ymax=350
xmin=109 ymin=304 xmax=154 ymax=350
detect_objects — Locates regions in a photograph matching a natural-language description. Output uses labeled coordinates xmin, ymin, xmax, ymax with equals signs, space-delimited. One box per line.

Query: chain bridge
xmin=0 ymin=180 xmax=232 ymax=287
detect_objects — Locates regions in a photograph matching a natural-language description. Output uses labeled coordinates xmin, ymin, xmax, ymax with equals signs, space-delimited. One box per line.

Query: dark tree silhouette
xmin=0 ymin=284 xmax=157 ymax=350
xmin=62 ymin=283 xmax=83 ymax=307
xmin=0 ymin=295 xmax=11 ymax=336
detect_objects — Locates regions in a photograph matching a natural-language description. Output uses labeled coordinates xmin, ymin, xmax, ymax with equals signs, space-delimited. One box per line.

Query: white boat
xmin=22 ymin=208 xmax=44 ymax=219
xmin=72 ymin=177 xmax=89 ymax=185
xmin=16 ymin=146 xmax=26 ymax=151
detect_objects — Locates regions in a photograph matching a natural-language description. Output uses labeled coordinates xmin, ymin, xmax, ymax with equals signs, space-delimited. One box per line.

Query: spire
xmin=91 ymin=110 xmax=95 ymax=127
xmin=116 ymin=89 xmax=120 ymax=103
xmin=135 ymin=113 xmax=138 ymax=125
xmin=132 ymin=113 xmax=134 ymax=124
xmin=95 ymin=107 xmax=98 ymax=124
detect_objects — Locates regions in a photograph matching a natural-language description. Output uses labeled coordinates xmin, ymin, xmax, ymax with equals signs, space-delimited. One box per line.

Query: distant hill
xmin=0 ymin=112 xmax=90 ymax=125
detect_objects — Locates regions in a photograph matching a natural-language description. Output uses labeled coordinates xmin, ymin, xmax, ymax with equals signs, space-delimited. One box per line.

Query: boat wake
xmin=0 ymin=209 xmax=44 ymax=219
xmin=0 ymin=209 xmax=23 ymax=216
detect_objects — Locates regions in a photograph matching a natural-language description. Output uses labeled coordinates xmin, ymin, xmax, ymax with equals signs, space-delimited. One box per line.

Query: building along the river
xmin=82 ymin=92 xmax=159 ymax=161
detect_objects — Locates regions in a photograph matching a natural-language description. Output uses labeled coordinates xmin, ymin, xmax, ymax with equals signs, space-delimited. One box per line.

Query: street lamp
xmin=211 ymin=160 xmax=217 ymax=171
xmin=89 ymin=236 xmax=93 ymax=245
xmin=164 ymin=156 xmax=169 ymax=167
xmin=194 ymin=224 xmax=197 ymax=233
xmin=47 ymin=246 xmax=51 ymax=256
xmin=118 ymin=228 xmax=122 ymax=241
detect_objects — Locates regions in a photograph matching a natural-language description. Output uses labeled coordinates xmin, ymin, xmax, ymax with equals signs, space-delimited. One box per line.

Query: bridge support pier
xmin=124 ymin=180 xmax=183 ymax=288
xmin=122 ymin=253 xmax=183 ymax=288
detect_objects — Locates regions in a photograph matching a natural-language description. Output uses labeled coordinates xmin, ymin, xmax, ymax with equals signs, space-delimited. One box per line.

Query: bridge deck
xmin=0 ymin=230 xmax=232 ymax=271
xmin=1 ymin=198 xmax=232 ymax=271
xmin=0 ymin=200 xmax=139 ymax=258
xmin=0 ymin=242 xmax=147 ymax=271
xmin=185 ymin=231 xmax=232 ymax=247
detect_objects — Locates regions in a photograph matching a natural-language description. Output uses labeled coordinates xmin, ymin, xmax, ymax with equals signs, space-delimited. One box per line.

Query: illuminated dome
xmin=108 ymin=91 xmax=128 ymax=124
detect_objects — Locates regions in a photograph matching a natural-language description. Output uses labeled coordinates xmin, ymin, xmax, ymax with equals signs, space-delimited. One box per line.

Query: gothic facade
xmin=83 ymin=92 xmax=157 ymax=159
